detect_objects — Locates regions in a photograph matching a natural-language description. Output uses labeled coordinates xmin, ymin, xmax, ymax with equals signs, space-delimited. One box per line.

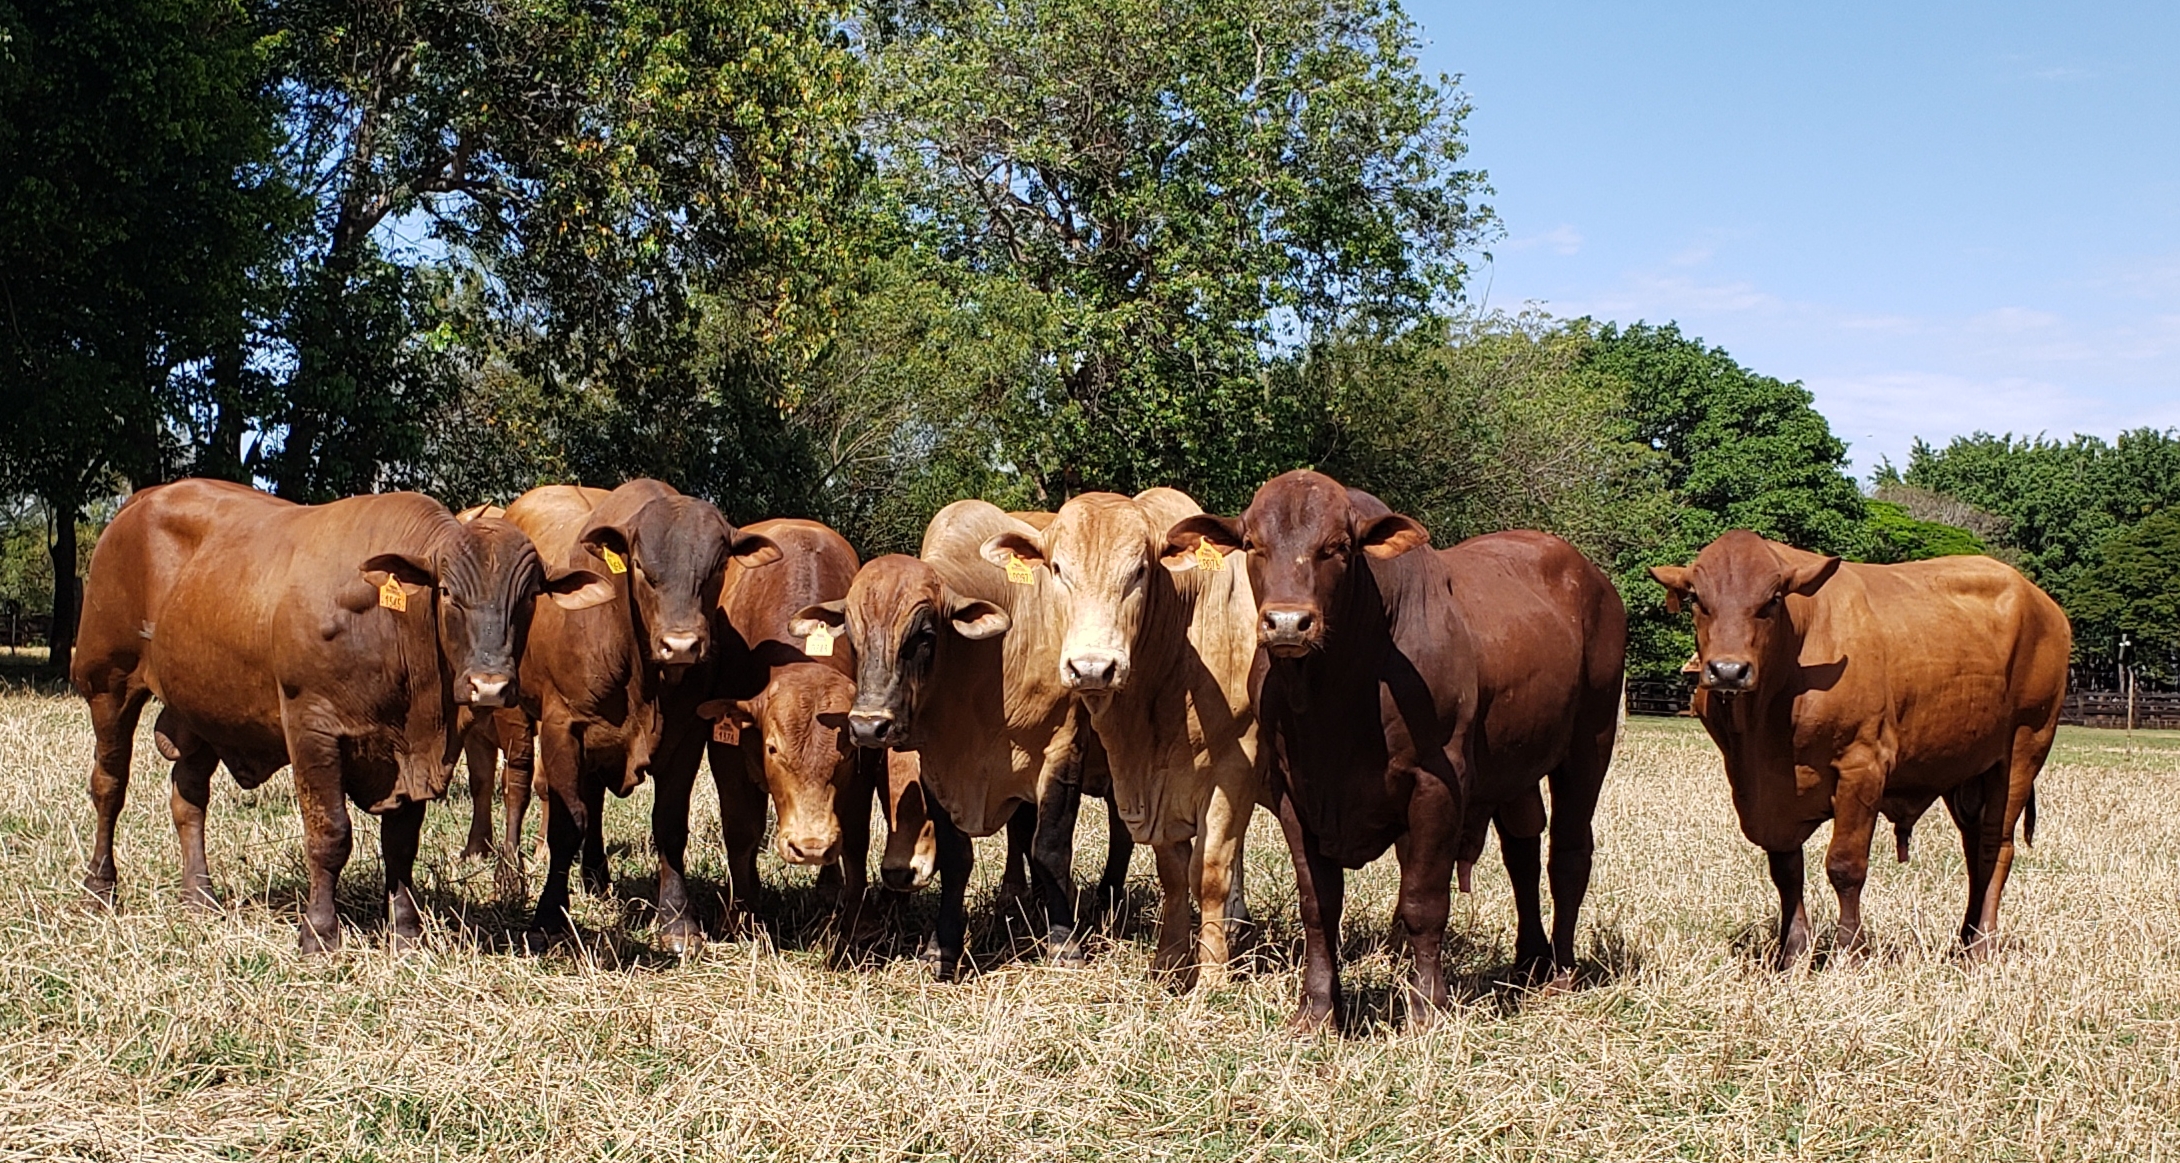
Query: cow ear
xmin=947 ymin=598 xmax=1011 ymax=640
xmin=1161 ymin=514 xmax=1243 ymax=572
xmin=576 ymin=518 xmax=632 ymax=570
xmin=361 ymin=552 xmax=435 ymax=589
xmin=1649 ymin=565 xmax=1693 ymax=614
xmin=696 ymin=698 xmax=757 ymax=726
xmin=730 ymin=530 xmax=782 ymax=569
xmin=981 ymin=531 xmax=1045 ymax=569
xmin=789 ymin=600 xmax=846 ymax=639
xmin=1784 ymin=555 xmax=1842 ymax=596
xmin=544 ymin=568 xmax=615 ymax=610
xmin=1357 ymin=513 xmax=1430 ymax=560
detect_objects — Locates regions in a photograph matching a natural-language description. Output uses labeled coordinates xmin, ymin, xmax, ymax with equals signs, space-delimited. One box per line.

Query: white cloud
xmin=1500 ymin=224 xmax=1584 ymax=255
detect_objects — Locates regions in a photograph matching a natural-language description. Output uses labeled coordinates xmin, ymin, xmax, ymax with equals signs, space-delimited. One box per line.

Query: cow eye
xmin=1762 ymin=594 xmax=1783 ymax=615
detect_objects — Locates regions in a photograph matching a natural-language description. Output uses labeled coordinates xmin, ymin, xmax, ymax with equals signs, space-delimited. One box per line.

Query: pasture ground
xmin=1 ymin=679 xmax=2177 ymax=1161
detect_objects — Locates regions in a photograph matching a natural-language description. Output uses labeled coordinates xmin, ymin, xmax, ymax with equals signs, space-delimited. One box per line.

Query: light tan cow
xmin=980 ymin=489 xmax=1261 ymax=983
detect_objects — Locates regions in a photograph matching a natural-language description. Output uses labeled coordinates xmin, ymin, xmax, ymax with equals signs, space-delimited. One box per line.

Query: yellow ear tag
xmin=712 ymin=716 xmax=740 ymax=745
xmin=378 ymin=576 xmax=408 ymax=612
xmin=804 ymin=626 xmax=835 ymax=657
xmin=600 ymin=547 xmax=628 ymax=575
xmin=1004 ymin=554 xmax=1035 ymax=585
xmin=1196 ymin=540 xmax=1225 ymax=572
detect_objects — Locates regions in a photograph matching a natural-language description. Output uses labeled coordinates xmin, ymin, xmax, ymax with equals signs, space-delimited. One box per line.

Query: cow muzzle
xmin=847 ymin=708 xmax=900 ymax=749
xmin=460 ymin=672 xmax=515 ymax=707
xmin=1259 ymin=604 xmax=1320 ymax=658
xmin=1061 ymin=649 xmax=1129 ymax=693
xmin=656 ymin=632 xmax=704 ymax=666
xmin=1701 ymin=658 xmax=1755 ymax=692
xmin=777 ymin=827 xmax=842 ymax=867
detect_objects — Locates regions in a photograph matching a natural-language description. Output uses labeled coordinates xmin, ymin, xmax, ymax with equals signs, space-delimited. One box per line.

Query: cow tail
xmin=2024 ymin=788 xmax=2037 ymax=847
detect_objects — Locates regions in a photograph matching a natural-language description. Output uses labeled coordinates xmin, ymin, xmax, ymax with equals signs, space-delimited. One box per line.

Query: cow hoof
xmin=388 ymin=930 xmax=423 ymax=955
xmin=1538 ymin=968 xmax=1578 ymax=997
xmin=659 ymin=925 xmax=705 ymax=958
xmin=921 ymin=945 xmax=962 ymax=981
xmin=459 ymin=838 xmax=493 ymax=862
xmin=1048 ymin=945 xmax=1090 ymax=970
xmin=81 ymin=877 xmax=118 ymax=911
xmin=298 ymin=925 xmax=341 ymax=955
xmin=178 ymin=886 xmax=219 ymax=912
xmin=494 ymin=866 xmax=529 ymax=901
xmin=581 ymin=868 xmax=612 ymax=897
xmin=521 ymin=927 xmax=567 ymax=955
xmin=1285 ymin=1004 xmax=1338 ymax=1036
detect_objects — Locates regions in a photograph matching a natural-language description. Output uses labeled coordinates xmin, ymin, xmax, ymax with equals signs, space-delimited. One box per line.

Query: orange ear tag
xmin=600 ymin=547 xmax=628 ymax=575
xmin=1196 ymin=540 xmax=1225 ymax=571
xmin=712 ymin=717 xmax=740 ymax=745
xmin=378 ymin=576 xmax=408 ymax=612
xmin=804 ymin=626 xmax=835 ymax=657
xmin=1004 ymin=554 xmax=1035 ymax=585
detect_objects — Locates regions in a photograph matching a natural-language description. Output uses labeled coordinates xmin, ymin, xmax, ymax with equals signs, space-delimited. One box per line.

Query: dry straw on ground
xmin=1 ymin=678 xmax=2177 ymax=1160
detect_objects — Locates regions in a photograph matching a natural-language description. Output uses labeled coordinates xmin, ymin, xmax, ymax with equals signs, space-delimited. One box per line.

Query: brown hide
xmin=72 ymin=478 xmax=593 ymax=951
xmin=1167 ymin=470 xmax=1625 ymax=1027
xmin=1650 ymin=531 xmax=2070 ymax=963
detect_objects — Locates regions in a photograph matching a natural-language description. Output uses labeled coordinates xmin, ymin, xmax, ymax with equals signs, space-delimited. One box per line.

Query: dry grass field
xmin=2 ymin=676 xmax=2179 ymax=1160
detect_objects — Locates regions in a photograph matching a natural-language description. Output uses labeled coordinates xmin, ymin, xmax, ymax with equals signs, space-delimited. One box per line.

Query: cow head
xmin=363 ymin=516 xmax=612 ymax=708
xmin=979 ymin=493 xmax=1153 ymax=699
xmin=579 ymin=493 xmax=780 ymax=670
xmin=704 ymin=665 xmax=856 ymax=866
xmin=792 ymin=555 xmax=1008 ymax=750
xmin=1649 ymin=530 xmax=1842 ymax=693
xmin=1162 ymin=470 xmax=1428 ymax=658
xmin=879 ymin=750 xmax=937 ymax=891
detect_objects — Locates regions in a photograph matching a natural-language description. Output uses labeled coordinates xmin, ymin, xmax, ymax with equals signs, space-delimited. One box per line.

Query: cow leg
xmin=1545 ymin=739 xmax=1609 ymax=988
xmin=83 ymin=689 xmax=148 ymax=906
xmin=707 ymin=742 xmax=768 ymax=931
xmin=1274 ymin=787 xmax=1345 ymax=1032
xmin=288 ymin=730 xmax=352 ymax=954
xmin=1150 ymin=838 xmax=1198 ymax=986
xmin=1496 ymin=789 xmax=1552 ymax=982
xmin=497 ymin=718 xmax=536 ymax=898
xmin=528 ymin=722 xmax=585 ymax=937
xmin=380 ymin=799 xmax=427 ymax=950
xmin=461 ymin=728 xmax=498 ymax=862
xmin=1192 ymin=778 xmax=1250 ymax=983
xmin=168 ymin=745 xmax=220 ymax=910
xmin=1031 ymin=782 xmax=1086 ymax=965
xmin=1397 ymin=779 xmax=1461 ymax=1026
xmin=928 ymin=800 xmax=974 ymax=981
xmin=579 ymin=777 xmax=611 ymax=898
xmin=827 ymin=764 xmax=876 ymax=966
xmin=1974 ymin=722 xmax=2058 ymax=956
xmin=1001 ymin=800 xmax=1038 ymax=920
xmin=651 ymin=763 xmax=703 ymax=956
xmin=1768 ymin=848 xmax=1811 ymax=969
xmin=1825 ymin=768 xmax=1884 ymax=958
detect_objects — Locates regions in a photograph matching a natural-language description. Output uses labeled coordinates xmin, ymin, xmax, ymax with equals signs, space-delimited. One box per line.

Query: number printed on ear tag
xmin=712 ymin=717 xmax=739 ymax=745
xmin=1196 ymin=540 xmax=1225 ymax=571
xmin=378 ymin=576 xmax=408 ymax=612
xmin=1004 ymin=554 xmax=1035 ymax=585
xmin=600 ymin=547 xmax=628 ymax=575
xmin=804 ymin=626 xmax=835 ymax=657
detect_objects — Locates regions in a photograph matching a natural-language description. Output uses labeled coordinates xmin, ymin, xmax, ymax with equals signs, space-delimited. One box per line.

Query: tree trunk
xmin=46 ymin=495 xmax=80 ymax=676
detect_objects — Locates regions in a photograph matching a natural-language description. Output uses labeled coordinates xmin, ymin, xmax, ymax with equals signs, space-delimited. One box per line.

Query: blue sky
xmin=1410 ymin=1 xmax=2180 ymax=475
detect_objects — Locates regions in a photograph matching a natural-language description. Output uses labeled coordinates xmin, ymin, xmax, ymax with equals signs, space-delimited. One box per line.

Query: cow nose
xmin=658 ymin=633 xmax=701 ymax=665
xmin=1260 ymin=605 xmax=1317 ymax=653
xmin=881 ymin=864 xmax=919 ymax=892
xmin=464 ymin=674 xmax=513 ymax=707
xmin=779 ymin=834 xmax=841 ymax=866
xmin=1704 ymin=659 xmax=1753 ymax=690
xmin=847 ymin=710 xmax=896 ymax=748
xmin=1064 ymin=652 xmax=1123 ymax=691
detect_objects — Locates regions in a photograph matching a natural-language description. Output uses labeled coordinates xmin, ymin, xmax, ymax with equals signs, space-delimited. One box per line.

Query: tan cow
xmin=981 ymin=489 xmax=1260 ymax=982
xmin=1651 ymin=532 xmax=2070 ymax=965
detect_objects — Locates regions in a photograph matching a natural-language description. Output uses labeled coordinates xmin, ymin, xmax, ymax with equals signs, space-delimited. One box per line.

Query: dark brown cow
xmin=1168 ymin=470 xmax=1625 ymax=1029
xmin=451 ymin=503 xmax=534 ymax=892
xmin=502 ymin=481 xmax=779 ymax=951
xmin=701 ymin=518 xmax=890 ymax=952
xmin=1649 ymin=532 xmax=2070 ymax=964
xmin=72 ymin=478 xmax=607 ymax=951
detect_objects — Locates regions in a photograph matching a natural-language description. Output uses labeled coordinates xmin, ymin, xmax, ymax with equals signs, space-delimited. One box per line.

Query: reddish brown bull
xmin=72 ymin=478 xmax=606 ymax=951
xmin=1649 ymin=531 xmax=2070 ymax=964
xmin=502 ymin=481 xmax=779 ymax=951
xmin=1168 ymin=470 xmax=1625 ymax=1028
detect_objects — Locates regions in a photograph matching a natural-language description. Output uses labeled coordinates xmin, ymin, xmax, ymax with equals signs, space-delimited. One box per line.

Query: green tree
xmin=2068 ymin=507 xmax=2180 ymax=684
xmin=866 ymin=0 xmax=1493 ymax=513
xmin=1860 ymin=501 xmax=1987 ymax=564
xmin=0 ymin=0 xmax=289 ymax=668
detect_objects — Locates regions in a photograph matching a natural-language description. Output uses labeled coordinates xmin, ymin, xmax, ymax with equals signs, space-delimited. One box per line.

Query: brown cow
xmin=702 ymin=518 xmax=892 ymax=952
xmin=501 ymin=481 xmax=780 ymax=951
xmin=450 ymin=503 xmax=534 ymax=889
xmin=793 ymin=501 xmax=1130 ymax=977
xmin=1649 ymin=532 xmax=2070 ymax=965
xmin=72 ymin=478 xmax=607 ymax=951
xmin=982 ymin=489 xmax=1260 ymax=984
xmin=1168 ymin=470 xmax=1625 ymax=1028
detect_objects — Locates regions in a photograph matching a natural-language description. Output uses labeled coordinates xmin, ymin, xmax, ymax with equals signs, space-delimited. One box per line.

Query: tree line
xmin=3 ymin=0 xmax=2173 ymax=684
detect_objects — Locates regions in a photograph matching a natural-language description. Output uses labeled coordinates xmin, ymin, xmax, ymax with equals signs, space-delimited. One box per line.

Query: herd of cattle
xmin=68 ymin=471 xmax=2071 ymax=1028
